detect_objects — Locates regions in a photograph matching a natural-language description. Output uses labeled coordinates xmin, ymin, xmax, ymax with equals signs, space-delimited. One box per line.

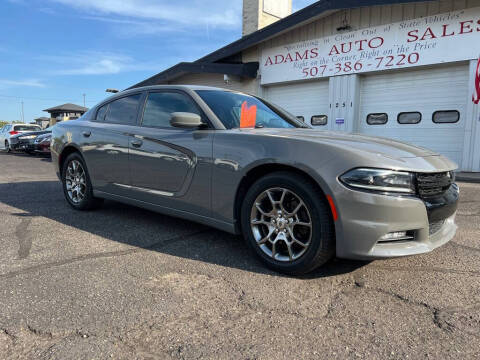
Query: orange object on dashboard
xmin=240 ymin=101 xmax=257 ymax=128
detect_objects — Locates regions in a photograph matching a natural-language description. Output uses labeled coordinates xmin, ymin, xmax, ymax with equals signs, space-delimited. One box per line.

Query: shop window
xmin=367 ymin=113 xmax=388 ymax=125
xmin=398 ymin=112 xmax=421 ymax=124
xmin=433 ymin=110 xmax=460 ymax=124
xmin=311 ymin=115 xmax=328 ymax=126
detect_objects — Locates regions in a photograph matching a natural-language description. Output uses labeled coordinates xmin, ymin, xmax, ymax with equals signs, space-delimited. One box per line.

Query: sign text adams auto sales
xmin=260 ymin=7 xmax=480 ymax=85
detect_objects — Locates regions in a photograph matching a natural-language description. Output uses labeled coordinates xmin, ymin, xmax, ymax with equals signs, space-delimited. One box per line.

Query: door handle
xmin=82 ymin=131 xmax=91 ymax=137
xmin=131 ymin=139 xmax=143 ymax=148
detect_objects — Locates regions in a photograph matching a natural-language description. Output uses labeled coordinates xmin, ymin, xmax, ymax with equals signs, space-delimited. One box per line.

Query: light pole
xmin=21 ymin=101 xmax=24 ymax=123
xmin=82 ymin=93 xmax=86 ymax=108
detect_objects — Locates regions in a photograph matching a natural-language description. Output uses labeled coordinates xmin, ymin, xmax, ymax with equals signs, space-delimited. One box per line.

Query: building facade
xmin=43 ymin=103 xmax=88 ymax=126
xmin=131 ymin=0 xmax=480 ymax=172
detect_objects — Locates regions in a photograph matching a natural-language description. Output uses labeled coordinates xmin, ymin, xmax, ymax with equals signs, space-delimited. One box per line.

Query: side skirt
xmin=93 ymin=190 xmax=238 ymax=235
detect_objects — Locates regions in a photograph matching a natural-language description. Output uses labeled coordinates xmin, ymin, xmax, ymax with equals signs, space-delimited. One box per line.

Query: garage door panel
xmin=266 ymin=80 xmax=329 ymax=126
xmin=359 ymin=64 xmax=468 ymax=167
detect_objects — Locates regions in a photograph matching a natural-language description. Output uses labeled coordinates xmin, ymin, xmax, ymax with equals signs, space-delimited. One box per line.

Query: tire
xmin=241 ymin=172 xmax=335 ymax=275
xmin=61 ymin=152 xmax=103 ymax=210
xmin=5 ymin=141 xmax=11 ymax=153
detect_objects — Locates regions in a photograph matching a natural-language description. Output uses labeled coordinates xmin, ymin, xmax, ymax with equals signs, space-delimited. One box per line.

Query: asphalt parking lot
xmin=0 ymin=152 xmax=479 ymax=360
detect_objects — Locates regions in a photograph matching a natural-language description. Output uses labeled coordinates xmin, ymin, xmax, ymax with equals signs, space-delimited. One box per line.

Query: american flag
xmin=474 ymin=57 xmax=480 ymax=105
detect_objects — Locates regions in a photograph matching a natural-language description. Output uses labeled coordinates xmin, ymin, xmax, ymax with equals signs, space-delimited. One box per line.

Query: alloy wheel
xmin=250 ymin=187 xmax=313 ymax=262
xmin=65 ymin=160 xmax=87 ymax=204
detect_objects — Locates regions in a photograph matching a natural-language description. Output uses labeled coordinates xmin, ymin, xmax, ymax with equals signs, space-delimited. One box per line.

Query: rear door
xmin=128 ymin=90 xmax=214 ymax=215
xmin=81 ymin=92 xmax=143 ymax=195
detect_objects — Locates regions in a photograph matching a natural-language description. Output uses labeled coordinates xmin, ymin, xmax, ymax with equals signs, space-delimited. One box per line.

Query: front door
xmin=128 ymin=90 xmax=213 ymax=215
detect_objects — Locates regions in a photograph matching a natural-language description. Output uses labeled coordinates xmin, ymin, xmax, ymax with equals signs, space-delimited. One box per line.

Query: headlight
xmin=340 ymin=168 xmax=415 ymax=194
xmin=40 ymin=136 xmax=51 ymax=144
xmin=19 ymin=135 xmax=36 ymax=140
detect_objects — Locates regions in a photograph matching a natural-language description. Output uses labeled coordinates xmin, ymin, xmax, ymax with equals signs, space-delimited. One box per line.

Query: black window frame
xmin=95 ymin=103 xmax=109 ymax=122
xmin=397 ymin=111 xmax=422 ymax=125
xmin=311 ymin=115 xmax=328 ymax=126
xmin=139 ymin=90 xmax=211 ymax=130
xmin=296 ymin=116 xmax=305 ymax=122
xmin=432 ymin=110 xmax=460 ymax=124
xmin=99 ymin=92 xmax=144 ymax=126
xmin=367 ymin=113 xmax=388 ymax=125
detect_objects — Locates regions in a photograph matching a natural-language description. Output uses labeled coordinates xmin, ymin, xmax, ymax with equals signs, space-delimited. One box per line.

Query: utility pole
xmin=21 ymin=101 xmax=24 ymax=123
xmin=82 ymin=93 xmax=86 ymax=108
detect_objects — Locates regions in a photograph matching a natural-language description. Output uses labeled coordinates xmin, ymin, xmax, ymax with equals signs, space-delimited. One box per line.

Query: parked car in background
xmin=29 ymin=132 xmax=52 ymax=155
xmin=51 ymin=85 xmax=459 ymax=275
xmin=0 ymin=123 xmax=42 ymax=152
xmin=8 ymin=126 xmax=53 ymax=154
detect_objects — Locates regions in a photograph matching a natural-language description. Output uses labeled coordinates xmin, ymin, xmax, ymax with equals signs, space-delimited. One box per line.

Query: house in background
xmin=34 ymin=116 xmax=50 ymax=129
xmin=43 ymin=103 xmax=88 ymax=126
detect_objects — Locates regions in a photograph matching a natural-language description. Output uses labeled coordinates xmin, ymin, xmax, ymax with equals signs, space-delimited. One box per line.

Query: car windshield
xmin=195 ymin=90 xmax=306 ymax=130
xmin=13 ymin=125 xmax=41 ymax=131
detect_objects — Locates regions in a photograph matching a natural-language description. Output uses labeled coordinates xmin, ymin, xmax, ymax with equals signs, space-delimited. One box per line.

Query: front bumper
xmin=334 ymin=184 xmax=459 ymax=260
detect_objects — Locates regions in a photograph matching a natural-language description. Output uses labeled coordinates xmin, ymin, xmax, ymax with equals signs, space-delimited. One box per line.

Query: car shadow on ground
xmin=0 ymin=180 xmax=369 ymax=278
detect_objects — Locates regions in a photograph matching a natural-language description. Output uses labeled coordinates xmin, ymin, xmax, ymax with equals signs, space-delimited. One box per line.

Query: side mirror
xmin=170 ymin=112 xmax=204 ymax=129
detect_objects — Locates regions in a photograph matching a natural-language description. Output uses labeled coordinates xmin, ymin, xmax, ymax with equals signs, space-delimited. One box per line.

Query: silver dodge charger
xmin=51 ymin=85 xmax=459 ymax=275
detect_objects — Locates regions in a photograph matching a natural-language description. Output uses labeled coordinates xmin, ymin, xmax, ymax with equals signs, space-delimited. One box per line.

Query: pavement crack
xmin=0 ymin=229 xmax=211 ymax=281
xmin=2 ymin=328 xmax=16 ymax=342
xmin=449 ymin=241 xmax=480 ymax=253
xmin=26 ymin=324 xmax=53 ymax=339
xmin=369 ymin=264 xmax=480 ymax=276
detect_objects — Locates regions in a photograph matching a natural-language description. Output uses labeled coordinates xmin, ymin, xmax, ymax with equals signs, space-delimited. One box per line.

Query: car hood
xmin=241 ymin=128 xmax=439 ymax=160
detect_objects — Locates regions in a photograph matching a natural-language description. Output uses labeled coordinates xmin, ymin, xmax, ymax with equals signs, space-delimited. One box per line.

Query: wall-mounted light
xmin=336 ymin=10 xmax=352 ymax=32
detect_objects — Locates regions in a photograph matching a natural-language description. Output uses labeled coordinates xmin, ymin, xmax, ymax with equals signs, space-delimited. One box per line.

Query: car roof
xmin=123 ymin=84 xmax=231 ymax=94
xmin=96 ymin=85 xmax=240 ymax=108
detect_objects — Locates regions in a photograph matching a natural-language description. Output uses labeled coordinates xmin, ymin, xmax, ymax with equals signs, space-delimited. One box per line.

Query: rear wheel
xmin=241 ymin=172 xmax=335 ymax=275
xmin=61 ymin=153 xmax=103 ymax=210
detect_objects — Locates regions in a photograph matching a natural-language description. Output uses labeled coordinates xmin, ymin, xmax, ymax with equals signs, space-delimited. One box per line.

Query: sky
xmin=0 ymin=0 xmax=317 ymax=122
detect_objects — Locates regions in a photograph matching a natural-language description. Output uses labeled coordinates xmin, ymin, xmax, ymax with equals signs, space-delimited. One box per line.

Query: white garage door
xmin=265 ymin=79 xmax=329 ymax=127
xmin=359 ymin=63 xmax=469 ymax=167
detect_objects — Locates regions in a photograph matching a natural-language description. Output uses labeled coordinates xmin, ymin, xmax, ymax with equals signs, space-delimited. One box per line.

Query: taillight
xmin=9 ymin=131 xmax=19 ymax=135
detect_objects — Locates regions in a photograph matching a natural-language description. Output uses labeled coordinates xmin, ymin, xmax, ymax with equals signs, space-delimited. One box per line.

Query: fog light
xmin=378 ymin=231 xmax=414 ymax=243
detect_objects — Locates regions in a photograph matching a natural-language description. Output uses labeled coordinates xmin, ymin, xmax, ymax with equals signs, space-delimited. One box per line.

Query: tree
xmin=0 ymin=121 xmax=23 ymax=127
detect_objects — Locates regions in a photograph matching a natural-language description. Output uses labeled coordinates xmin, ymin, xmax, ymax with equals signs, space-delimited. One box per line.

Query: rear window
xmin=13 ymin=125 xmax=41 ymax=131
xmin=104 ymin=94 xmax=142 ymax=125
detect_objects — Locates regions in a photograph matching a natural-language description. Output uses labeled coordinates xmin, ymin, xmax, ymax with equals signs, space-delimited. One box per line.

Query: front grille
xmin=416 ymin=172 xmax=452 ymax=198
xmin=429 ymin=220 xmax=445 ymax=236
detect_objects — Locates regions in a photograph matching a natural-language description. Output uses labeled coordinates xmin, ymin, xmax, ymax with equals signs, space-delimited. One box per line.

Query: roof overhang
xmin=129 ymin=62 xmax=259 ymax=89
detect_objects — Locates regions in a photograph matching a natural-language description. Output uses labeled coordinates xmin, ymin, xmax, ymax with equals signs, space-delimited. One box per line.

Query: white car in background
xmin=0 ymin=123 xmax=42 ymax=152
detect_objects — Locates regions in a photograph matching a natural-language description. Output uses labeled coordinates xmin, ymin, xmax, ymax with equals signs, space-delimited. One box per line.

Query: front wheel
xmin=241 ymin=172 xmax=335 ymax=275
xmin=61 ymin=153 xmax=103 ymax=210
xmin=5 ymin=141 xmax=11 ymax=153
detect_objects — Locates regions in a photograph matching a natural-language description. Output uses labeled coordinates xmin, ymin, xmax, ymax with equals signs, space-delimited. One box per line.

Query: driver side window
xmin=142 ymin=92 xmax=201 ymax=128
